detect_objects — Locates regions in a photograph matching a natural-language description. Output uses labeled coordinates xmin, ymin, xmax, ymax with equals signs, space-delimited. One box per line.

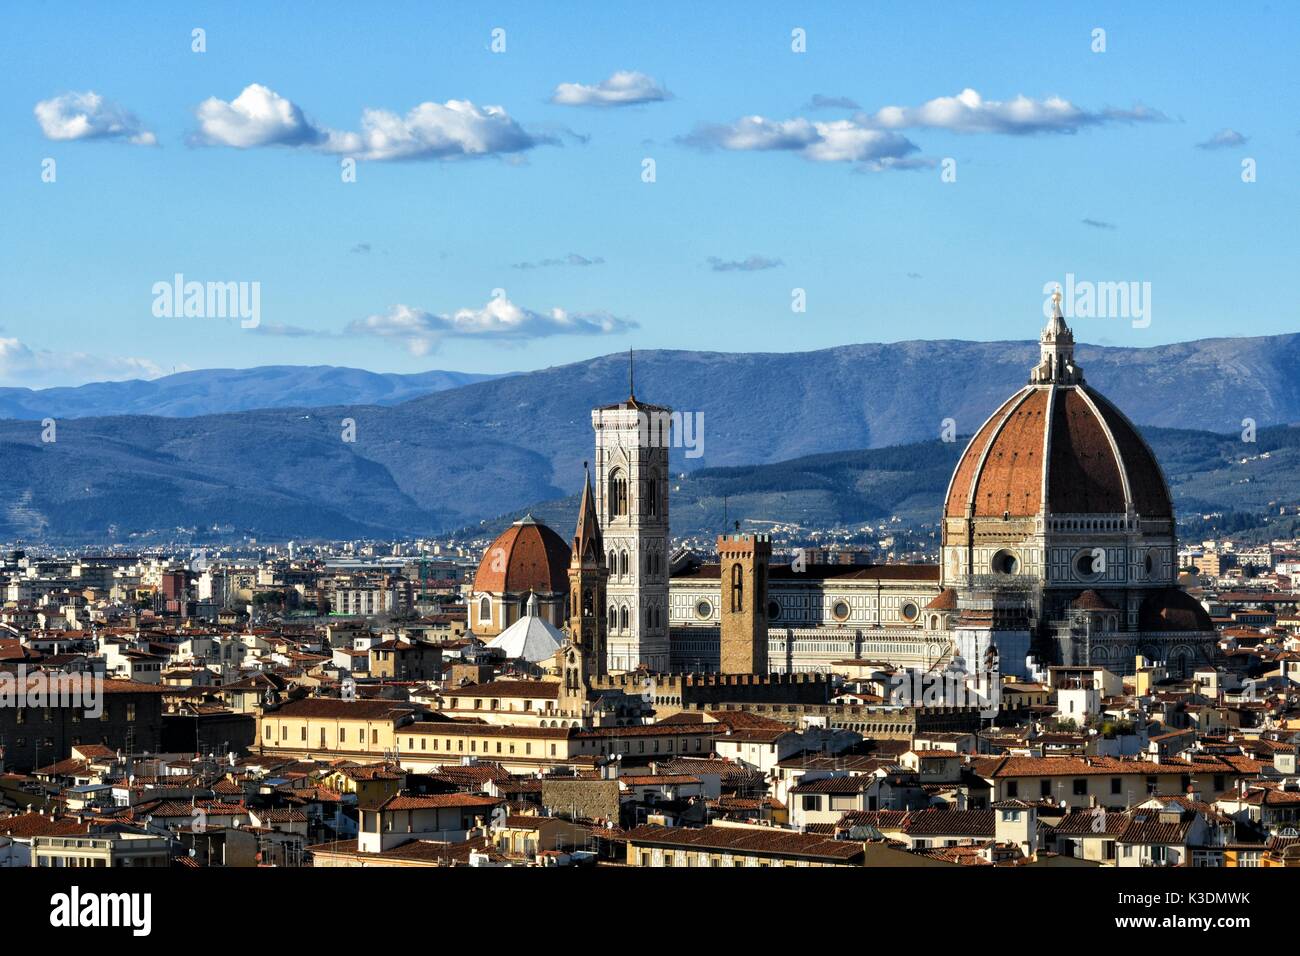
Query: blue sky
xmin=2 ymin=1 xmax=1296 ymax=387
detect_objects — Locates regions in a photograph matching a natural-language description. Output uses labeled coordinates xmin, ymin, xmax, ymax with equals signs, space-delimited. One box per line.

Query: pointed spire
xmin=1044 ymin=285 xmax=1071 ymax=338
xmin=628 ymin=348 xmax=635 ymax=401
xmin=572 ymin=462 xmax=603 ymax=564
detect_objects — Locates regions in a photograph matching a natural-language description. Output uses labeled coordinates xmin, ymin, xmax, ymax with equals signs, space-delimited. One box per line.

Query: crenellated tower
xmin=718 ymin=532 xmax=771 ymax=674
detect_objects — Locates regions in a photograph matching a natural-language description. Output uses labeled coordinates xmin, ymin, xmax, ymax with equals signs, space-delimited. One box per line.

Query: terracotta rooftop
xmin=625 ymin=824 xmax=864 ymax=862
xmin=902 ymin=809 xmax=996 ymax=838
xmin=376 ymin=793 xmax=500 ymax=812
xmin=448 ymin=680 xmax=560 ymax=700
xmin=266 ymin=697 xmax=423 ymax=720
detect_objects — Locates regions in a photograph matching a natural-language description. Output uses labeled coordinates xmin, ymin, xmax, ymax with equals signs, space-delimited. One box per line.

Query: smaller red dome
xmin=473 ymin=515 xmax=571 ymax=595
xmin=925 ymin=588 xmax=958 ymax=610
xmin=1138 ymin=589 xmax=1213 ymax=632
xmin=1072 ymin=589 xmax=1117 ymax=612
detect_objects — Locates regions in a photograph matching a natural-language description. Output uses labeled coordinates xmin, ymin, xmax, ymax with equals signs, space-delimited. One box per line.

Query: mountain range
xmin=1 ymin=332 xmax=1298 ymax=541
xmin=0 ymin=366 xmax=499 ymax=419
xmin=471 ymin=424 xmax=1300 ymax=543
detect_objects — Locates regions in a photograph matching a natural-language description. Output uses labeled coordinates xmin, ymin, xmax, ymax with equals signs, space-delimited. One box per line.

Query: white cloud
xmin=193 ymin=83 xmax=337 ymax=148
xmin=192 ymin=84 xmax=551 ymax=160
xmin=860 ymin=88 xmax=1166 ymax=135
xmin=34 ymin=91 xmax=156 ymax=145
xmin=551 ymin=71 xmax=670 ymax=107
xmin=682 ymin=88 xmax=1165 ymax=169
xmin=346 ymin=295 xmax=635 ymax=355
xmin=1196 ymin=128 xmax=1248 ymax=150
xmin=681 ymin=115 xmax=920 ymax=167
xmin=0 ymin=337 xmax=165 ymax=387
xmin=343 ymin=100 xmax=550 ymax=160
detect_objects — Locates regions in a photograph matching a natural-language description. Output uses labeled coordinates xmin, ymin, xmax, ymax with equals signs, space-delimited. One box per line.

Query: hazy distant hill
xmin=0 ymin=333 xmax=1298 ymax=541
xmin=0 ymin=366 xmax=500 ymax=419
xmin=478 ymin=425 xmax=1300 ymax=543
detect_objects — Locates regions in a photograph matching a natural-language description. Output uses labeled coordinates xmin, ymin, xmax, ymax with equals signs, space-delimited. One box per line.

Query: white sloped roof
xmin=487 ymin=603 xmax=564 ymax=664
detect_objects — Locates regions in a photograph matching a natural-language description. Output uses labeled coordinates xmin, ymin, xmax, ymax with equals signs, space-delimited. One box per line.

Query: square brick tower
xmin=718 ymin=532 xmax=772 ymax=674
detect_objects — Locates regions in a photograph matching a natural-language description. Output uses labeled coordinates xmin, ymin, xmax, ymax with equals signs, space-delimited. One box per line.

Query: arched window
xmin=609 ymin=468 xmax=628 ymax=519
xmin=730 ymin=563 xmax=744 ymax=613
xmin=619 ymin=606 xmax=629 ymax=631
xmin=608 ymin=550 xmax=617 ymax=573
xmin=582 ymin=589 xmax=594 ymax=618
xmin=620 ymin=550 xmax=629 ymax=575
xmin=479 ymin=595 xmax=491 ymax=623
xmin=608 ymin=606 xmax=617 ymax=632
xmin=647 ymin=476 xmax=658 ymax=516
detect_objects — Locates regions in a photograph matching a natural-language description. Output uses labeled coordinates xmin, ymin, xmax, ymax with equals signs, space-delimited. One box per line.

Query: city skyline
xmin=0 ymin=2 xmax=1296 ymax=921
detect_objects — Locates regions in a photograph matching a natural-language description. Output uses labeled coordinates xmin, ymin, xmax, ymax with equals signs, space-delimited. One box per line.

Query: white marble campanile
xmin=591 ymin=353 xmax=671 ymax=672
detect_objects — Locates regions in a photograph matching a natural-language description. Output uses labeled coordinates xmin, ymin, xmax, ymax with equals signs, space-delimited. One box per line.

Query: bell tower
xmin=592 ymin=351 xmax=671 ymax=672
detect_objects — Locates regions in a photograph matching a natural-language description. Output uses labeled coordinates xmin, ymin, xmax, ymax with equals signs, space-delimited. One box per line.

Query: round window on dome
xmin=695 ymin=599 xmax=713 ymax=620
xmin=900 ymin=601 xmax=919 ymax=623
xmin=991 ymin=550 xmax=1020 ymax=575
xmin=767 ymin=600 xmax=781 ymax=621
xmin=831 ymin=600 xmax=850 ymax=622
xmin=1144 ymin=552 xmax=1155 ymax=575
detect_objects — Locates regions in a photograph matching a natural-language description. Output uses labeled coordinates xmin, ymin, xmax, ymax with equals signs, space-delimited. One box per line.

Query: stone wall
xmin=542 ymin=778 xmax=620 ymax=822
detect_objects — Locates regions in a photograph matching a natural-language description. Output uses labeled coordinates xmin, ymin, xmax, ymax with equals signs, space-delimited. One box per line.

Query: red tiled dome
xmin=1072 ymin=589 xmax=1117 ymax=611
xmin=925 ymin=588 xmax=959 ymax=610
xmin=944 ymin=384 xmax=1172 ymax=519
xmin=472 ymin=516 xmax=571 ymax=594
xmin=1138 ymin=589 xmax=1213 ymax=632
